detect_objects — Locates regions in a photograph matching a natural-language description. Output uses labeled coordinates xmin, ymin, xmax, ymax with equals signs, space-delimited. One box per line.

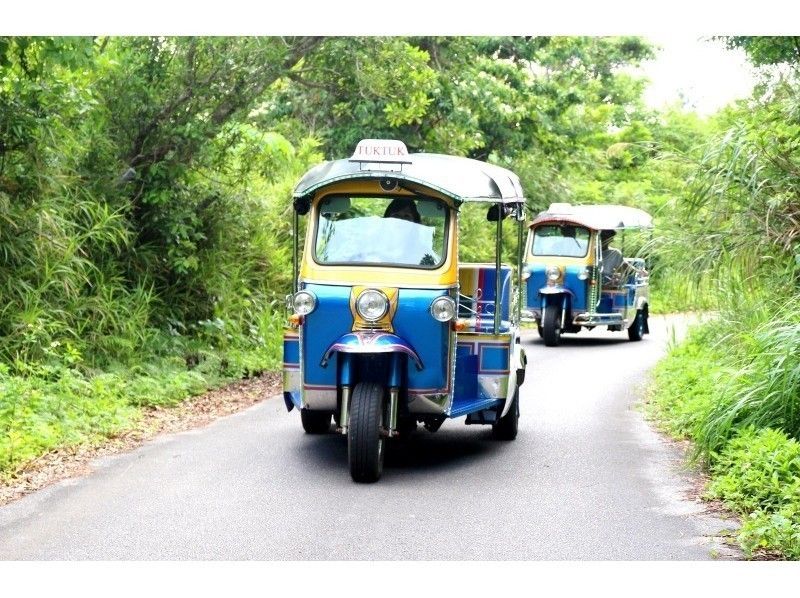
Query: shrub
xmin=708 ymin=427 xmax=800 ymax=558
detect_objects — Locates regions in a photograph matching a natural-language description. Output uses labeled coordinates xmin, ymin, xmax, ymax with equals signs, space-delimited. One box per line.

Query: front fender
xmin=321 ymin=331 xmax=424 ymax=370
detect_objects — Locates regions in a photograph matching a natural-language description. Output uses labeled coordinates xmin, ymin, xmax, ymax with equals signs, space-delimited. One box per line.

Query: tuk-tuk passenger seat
xmin=457 ymin=263 xmax=512 ymax=333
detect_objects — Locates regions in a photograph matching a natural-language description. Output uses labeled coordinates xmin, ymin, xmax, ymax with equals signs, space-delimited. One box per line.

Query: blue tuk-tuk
xmin=522 ymin=203 xmax=653 ymax=346
xmin=283 ymin=139 xmax=528 ymax=482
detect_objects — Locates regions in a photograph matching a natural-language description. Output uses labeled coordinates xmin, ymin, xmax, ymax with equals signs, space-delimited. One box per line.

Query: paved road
xmin=0 ymin=315 xmax=736 ymax=560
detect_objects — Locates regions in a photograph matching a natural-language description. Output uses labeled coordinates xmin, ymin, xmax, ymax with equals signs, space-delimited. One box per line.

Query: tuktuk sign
xmin=350 ymin=139 xmax=410 ymax=162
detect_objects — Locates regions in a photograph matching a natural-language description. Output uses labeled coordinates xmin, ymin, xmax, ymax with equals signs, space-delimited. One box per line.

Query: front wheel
xmin=628 ymin=309 xmax=645 ymax=341
xmin=542 ymin=303 xmax=562 ymax=347
xmin=348 ymin=382 xmax=386 ymax=483
xmin=492 ymin=386 xmax=519 ymax=440
xmin=301 ymin=410 xmax=331 ymax=434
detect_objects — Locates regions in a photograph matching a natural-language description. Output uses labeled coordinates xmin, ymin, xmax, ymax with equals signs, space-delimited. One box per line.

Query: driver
xmin=383 ymin=198 xmax=439 ymax=265
xmin=600 ymin=230 xmax=623 ymax=284
xmin=383 ymin=198 xmax=421 ymax=224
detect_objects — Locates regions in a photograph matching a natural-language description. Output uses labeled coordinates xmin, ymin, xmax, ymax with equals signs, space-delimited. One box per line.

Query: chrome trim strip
xmin=301 ymin=278 xmax=459 ymax=291
xmin=574 ymin=312 xmax=625 ymax=326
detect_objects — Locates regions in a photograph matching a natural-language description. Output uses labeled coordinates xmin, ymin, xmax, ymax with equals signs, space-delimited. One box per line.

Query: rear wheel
xmin=493 ymin=386 xmax=519 ymax=440
xmin=542 ymin=303 xmax=562 ymax=347
xmin=301 ymin=410 xmax=331 ymax=434
xmin=628 ymin=309 xmax=645 ymax=341
xmin=348 ymin=382 xmax=386 ymax=483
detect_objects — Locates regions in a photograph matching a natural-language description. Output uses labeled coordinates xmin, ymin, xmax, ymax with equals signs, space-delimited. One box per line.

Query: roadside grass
xmin=0 ymin=336 xmax=280 ymax=482
xmin=649 ymin=272 xmax=716 ymax=315
xmin=708 ymin=428 xmax=800 ymax=559
xmin=646 ymin=303 xmax=800 ymax=559
xmin=646 ymin=324 xmax=724 ymax=440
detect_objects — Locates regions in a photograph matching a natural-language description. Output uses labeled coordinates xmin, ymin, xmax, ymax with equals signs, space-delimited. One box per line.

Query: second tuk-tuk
xmin=522 ymin=203 xmax=653 ymax=346
xmin=283 ymin=139 xmax=528 ymax=482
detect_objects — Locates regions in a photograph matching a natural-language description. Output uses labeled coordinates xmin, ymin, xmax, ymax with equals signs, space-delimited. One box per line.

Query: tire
xmin=301 ymin=410 xmax=332 ymax=434
xmin=493 ymin=386 xmax=519 ymax=440
xmin=348 ymin=382 xmax=386 ymax=483
xmin=628 ymin=309 xmax=645 ymax=341
xmin=536 ymin=323 xmax=544 ymax=338
xmin=542 ymin=303 xmax=562 ymax=347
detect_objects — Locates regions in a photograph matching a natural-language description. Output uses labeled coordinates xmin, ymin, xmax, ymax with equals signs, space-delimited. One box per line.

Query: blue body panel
xmin=525 ymin=263 xmax=588 ymax=312
xmin=392 ymin=289 xmax=451 ymax=393
xmin=302 ymin=284 xmax=351 ymax=392
xmin=453 ymin=344 xmax=478 ymax=401
xmin=451 ymin=336 xmax=511 ymax=415
xmin=479 ymin=345 xmax=510 ymax=373
xmin=301 ymin=283 xmax=451 ymax=395
xmin=283 ymin=335 xmax=300 ymax=365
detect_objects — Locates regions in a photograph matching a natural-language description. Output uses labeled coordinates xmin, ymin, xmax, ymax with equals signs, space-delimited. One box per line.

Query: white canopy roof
xmin=293 ymin=140 xmax=525 ymax=205
xmin=531 ymin=203 xmax=653 ymax=230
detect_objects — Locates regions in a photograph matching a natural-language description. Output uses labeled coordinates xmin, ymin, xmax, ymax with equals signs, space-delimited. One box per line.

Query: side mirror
xmin=487 ymin=204 xmax=510 ymax=222
xmin=293 ymin=197 xmax=311 ymax=215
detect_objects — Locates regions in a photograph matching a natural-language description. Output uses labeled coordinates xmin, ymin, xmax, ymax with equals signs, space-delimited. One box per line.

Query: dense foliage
xmin=647 ymin=37 xmax=800 ymax=558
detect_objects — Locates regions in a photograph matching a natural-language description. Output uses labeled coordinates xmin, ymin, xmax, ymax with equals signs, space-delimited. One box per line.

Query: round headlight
xmin=356 ymin=289 xmax=388 ymax=321
xmin=430 ymin=296 xmax=456 ymax=322
xmin=546 ymin=265 xmax=561 ymax=282
xmin=292 ymin=290 xmax=317 ymax=316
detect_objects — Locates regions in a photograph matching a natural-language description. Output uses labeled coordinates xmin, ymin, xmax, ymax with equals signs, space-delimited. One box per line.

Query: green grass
xmin=707 ymin=427 xmax=800 ymax=559
xmin=0 ymin=336 xmax=279 ymax=480
xmin=647 ymin=304 xmax=800 ymax=559
xmin=698 ymin=312 xmax=800 ymax=456
xmin=645 ymin=323 xmax=727 ymax=440
xmin=649 ymin=270 xmax=717 ymax=315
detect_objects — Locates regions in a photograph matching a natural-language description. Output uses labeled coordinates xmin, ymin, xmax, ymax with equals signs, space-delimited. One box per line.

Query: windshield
xmin=532 ymin=224 xmax=590 ymax=257
xmin=314 ymin=195 xmax=449 ymax=268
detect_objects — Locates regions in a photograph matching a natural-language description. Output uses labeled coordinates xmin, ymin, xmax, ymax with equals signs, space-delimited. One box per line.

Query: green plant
xmin=697 ymin=296 xmax=800 ymax=455
xmin=707 ymin=427 xmax=800 ymax=558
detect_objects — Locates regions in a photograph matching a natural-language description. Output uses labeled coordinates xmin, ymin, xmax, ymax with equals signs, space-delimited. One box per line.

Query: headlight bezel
xmin=356 ymin=289 xmax=389 ymax=322
xmin=430 ymin=296 xmax=456 ymax=322
xmin=292 ymin=290 xmax=317 ymax=316
xmin=545 ymin=265 xmax=562 ymax=283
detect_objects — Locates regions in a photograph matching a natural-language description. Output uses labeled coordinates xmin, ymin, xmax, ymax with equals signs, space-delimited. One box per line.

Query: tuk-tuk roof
xmin=530 ymin=203 xmax=653 ymax=230
xmin=293 ymin=140 xmax=525 ymax=205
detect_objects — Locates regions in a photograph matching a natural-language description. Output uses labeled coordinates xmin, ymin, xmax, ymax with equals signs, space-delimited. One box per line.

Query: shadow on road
xmin=524 ymin=335 xmax=634 ymax=348
xmin=296 ymin=425 xmax=507 ymax=478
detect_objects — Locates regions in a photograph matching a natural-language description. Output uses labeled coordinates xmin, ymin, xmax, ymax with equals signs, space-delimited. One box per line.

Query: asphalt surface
xmin=0 ymin=315 xmax=738 ymax=560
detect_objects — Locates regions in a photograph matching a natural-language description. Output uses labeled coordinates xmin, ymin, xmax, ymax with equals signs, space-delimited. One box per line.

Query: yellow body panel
xmin=350 ymin=286 xmax=399 ymax=331
xmin=299 ymin=180 xmax=459 ymax=287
